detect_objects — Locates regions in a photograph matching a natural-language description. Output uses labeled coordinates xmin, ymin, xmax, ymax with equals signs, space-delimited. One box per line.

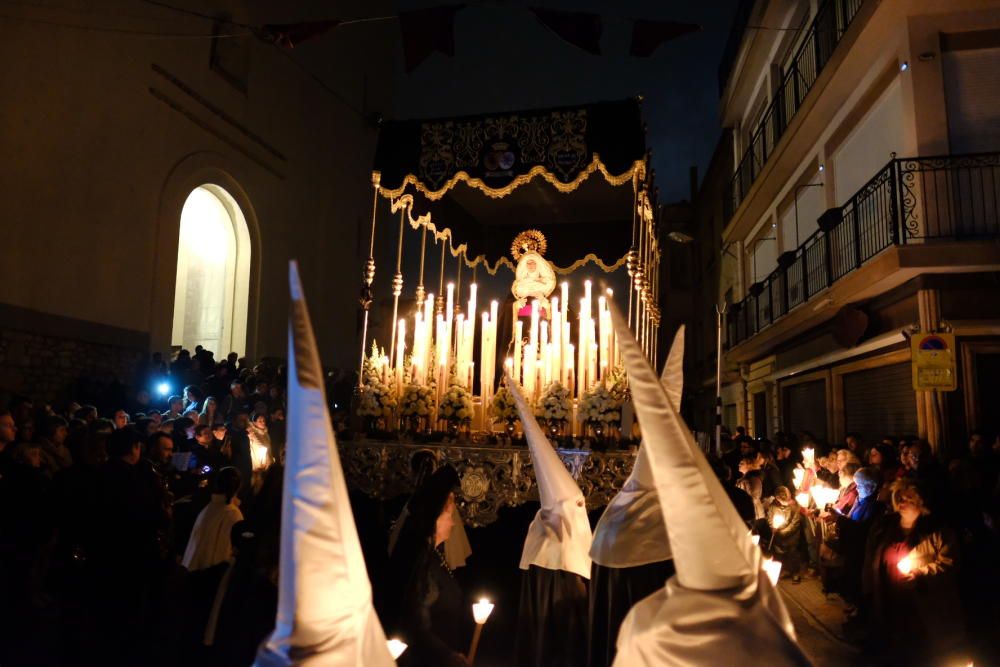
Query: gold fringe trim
xmin=378 ymin=154 xmax=647 ymax=201
xmin=396 ymin=205 xmax=630 ymax=276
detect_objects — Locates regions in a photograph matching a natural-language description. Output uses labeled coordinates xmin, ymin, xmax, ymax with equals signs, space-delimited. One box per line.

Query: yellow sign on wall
xmin=911 ymin=332 xmax=957 ymax=391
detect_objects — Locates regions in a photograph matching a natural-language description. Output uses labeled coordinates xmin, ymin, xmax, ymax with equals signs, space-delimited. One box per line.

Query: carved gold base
xmin=338 ymin=440 xmax=637 ymax=527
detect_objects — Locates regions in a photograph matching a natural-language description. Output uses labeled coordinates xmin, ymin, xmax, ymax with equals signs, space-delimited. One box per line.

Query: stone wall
xmin=0 ymin=328 xmax=146 ymax=404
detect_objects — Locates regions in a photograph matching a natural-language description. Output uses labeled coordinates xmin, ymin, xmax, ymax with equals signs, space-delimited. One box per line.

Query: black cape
xmin=515 ymin=565 xmax=589 ymax=667
xmin=587 ymin=559 xmax=676 ymax=667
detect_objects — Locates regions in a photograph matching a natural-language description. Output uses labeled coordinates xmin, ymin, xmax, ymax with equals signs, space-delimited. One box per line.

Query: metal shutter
xmin=843 ymin=362 xmax=917 ymax=442
xmin=783 ymin=380 xmax=827 ymax=443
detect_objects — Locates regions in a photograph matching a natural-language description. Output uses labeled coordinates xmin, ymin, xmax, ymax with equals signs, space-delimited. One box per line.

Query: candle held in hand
xmin=897 ymin=553 xmax=915 ymax=576
xmin=762 ymin=557 xmax=782 ymax=585
xmin=771 ymin=512 xmax=786 ymax=530
xmin=472 ymin=598 xmax=494 ymax=624
xmin=386 ymin=638 xmax=408 ymax=659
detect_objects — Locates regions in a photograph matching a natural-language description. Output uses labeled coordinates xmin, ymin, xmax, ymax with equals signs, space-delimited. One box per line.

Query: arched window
xmin=171 ymin=185 xmax=251 ymax=357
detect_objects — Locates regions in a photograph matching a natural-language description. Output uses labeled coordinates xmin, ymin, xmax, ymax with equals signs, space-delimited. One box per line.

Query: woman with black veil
xmin=377 ymin=464 xmax=471 ymax=667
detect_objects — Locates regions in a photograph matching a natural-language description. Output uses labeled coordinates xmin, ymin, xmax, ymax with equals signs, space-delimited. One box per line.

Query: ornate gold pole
xmin=358 ymin=172 xmax=381 ymax=390
xmin=389 ymin=206 xmax=406 ymax=360
xmin=627 ymin=171 xmax=640 ymax=330
xmin=635 ymin=190 xmax=646 ymax=354
xmin=415 ymin=224 xmax=428 ymax=309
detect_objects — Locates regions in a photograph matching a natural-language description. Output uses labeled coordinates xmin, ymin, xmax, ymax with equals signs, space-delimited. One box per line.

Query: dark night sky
xmin=391 ymin=0 xmax=739 ymax=202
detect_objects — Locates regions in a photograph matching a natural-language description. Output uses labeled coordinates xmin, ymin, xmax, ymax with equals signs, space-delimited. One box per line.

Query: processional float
xmin=345 ymin=98 xmax=663 ymax=525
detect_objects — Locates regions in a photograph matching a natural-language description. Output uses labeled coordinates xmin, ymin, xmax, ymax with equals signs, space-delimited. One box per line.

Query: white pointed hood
xmin=608 ymin=304 xmax=810 ymax=667
xmin=508 ymin=377 xmax=593 ymax=579
xmin=590 ymin=326 xmax=684 ymax=568
xmin=255 ymin=262 xmax=396 ymax=667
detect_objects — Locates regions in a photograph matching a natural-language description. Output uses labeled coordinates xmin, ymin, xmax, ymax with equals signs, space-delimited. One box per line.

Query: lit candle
xmin=530 ymin=299 xmax=540 ymax=353
xmin=762 ymin=557 xmax=782 ymax=585
xmin=792 ymin=468 xmax=805 ymax=489
xmin=523 ymin=343 xmax=536 ymax=399
xmin=446 ymin=282 xmax=455 ymax=321
xmin=468 ymin=598 xmax=495 ymax=664
xmin=395 ymin=319 xmax=406 ymax=391
xmin=795 ymin=492 xmax=810 ymax=508
xmin=386 ymin=638 xmax=408 ymax=659
xmin=514 ymin=321 xmax=523 ymax=385
xmin=802 ymin=447 xmax=815 ymax=468
xmin=771 ymin=513 xmax=786 ymax=530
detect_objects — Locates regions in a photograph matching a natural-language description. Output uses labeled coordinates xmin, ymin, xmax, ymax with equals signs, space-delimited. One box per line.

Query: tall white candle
xmin=529 ymin=299 xmax=540 ymax=353
xmin=513 ymin=321 xmax=523 ymax=385
xmin=523 ymin=343 xmax=536 ymax=399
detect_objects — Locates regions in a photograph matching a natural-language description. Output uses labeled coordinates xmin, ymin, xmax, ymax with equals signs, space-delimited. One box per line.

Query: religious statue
xmin=510 ymin=230 xmax=556 ymax=316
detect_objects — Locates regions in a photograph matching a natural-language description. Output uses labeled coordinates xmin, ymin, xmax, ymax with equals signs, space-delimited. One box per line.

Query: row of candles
xmin=374 ymin=279 xmax=622 ymax=416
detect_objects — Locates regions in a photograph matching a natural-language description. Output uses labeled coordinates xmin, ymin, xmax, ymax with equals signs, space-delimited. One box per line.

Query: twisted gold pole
xmin=357 ymin=173 xmax=381 ymax=389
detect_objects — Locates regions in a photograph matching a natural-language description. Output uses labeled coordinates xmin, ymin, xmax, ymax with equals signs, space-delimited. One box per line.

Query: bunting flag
xmin=529 ymin=7 xmax=603 ymax=56
xmin=263 ymin=20 xmax=342 ymax=49
xmin=255 ymin=262 xmax=396 ymax=667
xmin=629 ymin=19 xmax=701 ymax=57
xmin=399 ymin=5 xmax=465 ymax=73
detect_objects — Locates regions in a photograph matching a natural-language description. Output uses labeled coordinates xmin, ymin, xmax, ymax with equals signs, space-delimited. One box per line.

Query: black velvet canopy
xmin=372 ymin=98 xmax=652 ymax=273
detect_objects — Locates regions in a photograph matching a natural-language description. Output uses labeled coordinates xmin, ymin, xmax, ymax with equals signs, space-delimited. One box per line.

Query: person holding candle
xmin=380 ymin=465 xmax=471 ymax=667
xmin=822 ymin=467 xmax=884 ymax=614
xmin=862 ymin=478 xmax=965 ymax=665
xmin=764 ymin=487 xmax=804 ymax=584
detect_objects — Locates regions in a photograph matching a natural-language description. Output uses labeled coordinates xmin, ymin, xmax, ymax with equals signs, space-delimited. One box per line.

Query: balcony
xmin=727 ymin=152 xmax=1000 ymax=349
xmin=727 ymin=0 xmax=864 ymax=220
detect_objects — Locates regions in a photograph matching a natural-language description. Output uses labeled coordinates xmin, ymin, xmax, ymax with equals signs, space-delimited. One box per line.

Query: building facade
xmin=0 ymin=1 xmax=394 ymax=401
xmin=714 ymin=0 xmax=1000 ymax=454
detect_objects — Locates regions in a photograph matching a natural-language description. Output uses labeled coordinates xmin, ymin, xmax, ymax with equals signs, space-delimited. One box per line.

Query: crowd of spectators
xmin=0 ymin=347 xmax=289 ymax=667
xmin=2 ymin=342 xmax=999 ymax=666
xmin=722 ymin=427 xmax=1000 ymax=666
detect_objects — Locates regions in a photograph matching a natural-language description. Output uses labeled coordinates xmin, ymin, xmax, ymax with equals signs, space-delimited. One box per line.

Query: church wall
xmin=0 ymin=1 xmax=395 ymax=399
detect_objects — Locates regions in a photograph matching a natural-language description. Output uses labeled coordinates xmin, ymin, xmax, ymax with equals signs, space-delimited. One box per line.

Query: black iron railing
xmin=728 ymin=0 xmax=864 ymax=217
xmin=727 ymin=152 xmax=1000 ymax=347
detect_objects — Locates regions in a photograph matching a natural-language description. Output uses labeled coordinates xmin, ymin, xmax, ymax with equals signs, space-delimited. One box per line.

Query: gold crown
xmin=511 ymin=229 xmax=547 ymax=261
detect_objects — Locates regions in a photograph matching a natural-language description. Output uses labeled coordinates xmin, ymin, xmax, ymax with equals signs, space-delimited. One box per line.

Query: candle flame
xmin=771 ymin=513 xmax=786 ymax=529
xmin=762 ymin=557 xmax=782 ymax=585
xmin=897 ymin=553 xmax=915 ymax=576
xmin=386 ymin=638 xmax=408 ymax=659
xmin=795 ymin=492 xmax=810 ymax=508
xmin=472 ymin=598 xmax=495 ymax=624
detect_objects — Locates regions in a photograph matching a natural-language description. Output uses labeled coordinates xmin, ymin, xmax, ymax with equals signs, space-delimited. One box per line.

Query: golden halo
xmin=511 ymin=230 xmax=548 ymax=261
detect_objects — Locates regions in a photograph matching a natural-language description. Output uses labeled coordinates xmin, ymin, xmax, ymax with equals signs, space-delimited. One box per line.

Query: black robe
xmin=515 ymin=565 xmax=589 ymax=667
xmin=381 ymin=542 xmax=468 ymax=667
xmin=587 ymin=559 xmax=675 ymax=667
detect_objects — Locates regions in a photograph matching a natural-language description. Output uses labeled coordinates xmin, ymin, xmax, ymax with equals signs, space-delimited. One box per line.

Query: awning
xmin=372 ymin=98 xmax=652 ymax=273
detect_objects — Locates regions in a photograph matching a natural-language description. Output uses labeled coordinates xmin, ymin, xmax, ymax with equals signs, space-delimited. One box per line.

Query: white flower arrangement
xmin=490 ymin=384 xmax=520 ymax=425
xmin=358 ymin=340 xmax=396 ymax=420
xmin=439 ymin=382 xmax=474 ymax=425
xmin=607 ymin=365 xmax=629 ymax=405
xmin=578 ymin=383 xmax=622 ymax=425
xmin=534 ymin=381 xmax=572 ymax=426
xmin=400 ymin=383 xmax=435 ymax=418
xmin=357 ymin=378 xmax=397 ymax=419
